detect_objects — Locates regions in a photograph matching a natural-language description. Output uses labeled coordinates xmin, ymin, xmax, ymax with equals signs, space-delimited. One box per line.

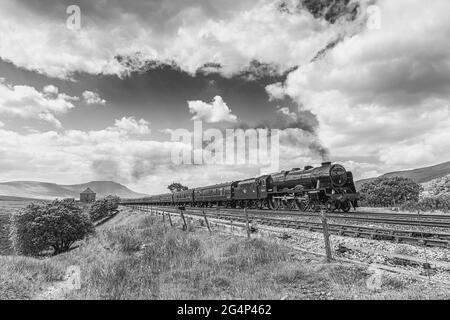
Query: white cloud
xmin=114 ymin=117 xmax=150 ymax=135
xmin=43 ymin=85 xmax=59 ymax=95
xmin=188 ymin=96 xmax=237 ymax=123
xmin=1 ymin=0 xmax=449 ymax=182
xmin=82 ymin=90 xmax=106 ymax=105
xmin=0 ymin=81 xmax=78 ymax=127
xmin=38 ymin=113 xmax=62 ymax=129
xmin=267 ymin=0 xmax=450 ymax=172
xmin=0 ymin=114 xmax=332 ymax=194
xmin=0 ymin=121 xmax=4 ymax=127
xmin=0 ymin=0 xmax=362 ymax=79
xmin=0 ymin=119 xmax=250 ymax=194
xmin=276 ymin=106 xmax=297 ymax=121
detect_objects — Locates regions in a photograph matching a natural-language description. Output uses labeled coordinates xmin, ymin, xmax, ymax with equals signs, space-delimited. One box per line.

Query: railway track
xmin=124 ymin=205 xmax=450 ymax=248
xmin=121 ymin=203 xmax=450 ymax=228
xmin=208 ymin=208 xmax=450 ymax=228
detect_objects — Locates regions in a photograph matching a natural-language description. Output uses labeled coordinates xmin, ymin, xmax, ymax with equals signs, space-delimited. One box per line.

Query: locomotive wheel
xmin=268 ymin=198 xmax=275 ymax=210
xmin=340 ymin=201 xmax=351 ymax=213
xmin=326 ymin=202 xmax=335 ymax=213
xmin=274 ymin=198 xmax=281 ymax=210
xmin=310 ymin=202 xmax=320 ymax=212
xmin=295 ymin=199 xmax=307 ymax=212
xmin=288 ymin=199 xmax=297 ymax=210
xmin=258 ymin=201 xmax=264 ymax=209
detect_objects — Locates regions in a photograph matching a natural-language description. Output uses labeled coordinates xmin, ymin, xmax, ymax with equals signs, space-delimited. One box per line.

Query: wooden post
xmin=167 ymin=211 xmax=173 ymax=227
xmin=320 ymin=209 xmax=333 ymax=262
xmin=244 ymin=208 xmax=251 ymax=239
xmin=417 ymin=209 xmax=431 ymax=281
xmin=180 ymin=209 xmax=187 ymax=231
xmin=203 ymin=210 xmax=212 ymax=233
xmin=162 ymin=211 xmax=166 ymax=223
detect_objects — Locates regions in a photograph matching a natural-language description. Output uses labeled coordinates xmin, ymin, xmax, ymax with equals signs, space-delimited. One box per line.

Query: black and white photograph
xmin=1 ymin=0 xmax=450 ymax=306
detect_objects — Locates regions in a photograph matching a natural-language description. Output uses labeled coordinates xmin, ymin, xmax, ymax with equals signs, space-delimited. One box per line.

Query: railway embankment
xmin=2 ymin=207 xmax=450 ymax=300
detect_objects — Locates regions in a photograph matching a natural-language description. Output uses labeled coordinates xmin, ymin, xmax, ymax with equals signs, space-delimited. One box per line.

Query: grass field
xmin=1 ymin=207 xmax=450 ymax=300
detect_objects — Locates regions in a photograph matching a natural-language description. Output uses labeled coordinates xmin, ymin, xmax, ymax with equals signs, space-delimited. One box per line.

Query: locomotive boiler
xmin=267 ymin=162 xmax=358 ymax=212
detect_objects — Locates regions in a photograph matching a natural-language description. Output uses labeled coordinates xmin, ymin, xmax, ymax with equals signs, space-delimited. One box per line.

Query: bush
xmin=360 ymin=177 xmax=422 ymax=207
xmin=9 ymin=199 xmax=94 ymax=256
xmin=426 ymin=175 xmax=450 ymax=196
xmin=105 ymin=195 xmax=121 ymax=210
xmin=89 ymin=196 xmax=120 ymax=222
xmin=401 ymin=195 xmax=450 ymax=213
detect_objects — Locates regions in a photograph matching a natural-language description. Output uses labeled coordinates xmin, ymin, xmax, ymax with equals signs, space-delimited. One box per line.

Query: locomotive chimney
xmin=321 ymin=161 xmax=332 ymax=166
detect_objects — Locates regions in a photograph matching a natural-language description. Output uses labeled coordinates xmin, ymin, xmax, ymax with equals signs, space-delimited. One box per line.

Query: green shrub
xmin=401 ymin=195 xmax=450 ymax=213
xmin=89 ymin=196 xmax=120 ymax=222
xmin=426 ymin=175 xmax=450 ymax=196
xmin=105 ymin=195 xmax=121 ymax=210
xmin=360 ymin=177 xmax=422 ymax=207
xmin=9 ymin=199 xmax=94 ymax=256
xmin=399 ymin=200 xmax=420 ymax=212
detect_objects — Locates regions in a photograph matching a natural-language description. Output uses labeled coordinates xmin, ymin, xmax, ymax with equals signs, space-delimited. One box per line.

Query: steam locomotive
xmin=123 ymin=162 xmax=359 ymax=213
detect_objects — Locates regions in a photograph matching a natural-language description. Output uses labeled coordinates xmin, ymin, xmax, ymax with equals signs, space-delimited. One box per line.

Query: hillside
xmin=356 ymin=161 xmax=450 ymax=190
xmin=0 ymin=195 xmax=43 ymax=201
xmin=0 ymin=181 xmax=148 ymax=200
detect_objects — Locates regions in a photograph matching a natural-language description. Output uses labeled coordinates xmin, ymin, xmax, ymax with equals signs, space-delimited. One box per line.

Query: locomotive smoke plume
xmin=235 ymin=100 xmax=330 ymax=160
xmin=309 ymin=140 xmax=330 ymax=162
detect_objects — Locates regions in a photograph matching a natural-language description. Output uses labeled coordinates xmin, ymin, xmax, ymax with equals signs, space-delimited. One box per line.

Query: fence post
xmin=202 ymin=210 xmax=212 ymax=234
xmin=320 ymin=209 xmax=333 ymax=262
xmin=167 ymin=211 xmax=173 ymax=227
xmin=417 ymin=209 xmax=431 ymax=281
xmin=244 ymin=208 xmax=251 ymax=239
xmin=180 ymin=209 xmax=187 ymax=231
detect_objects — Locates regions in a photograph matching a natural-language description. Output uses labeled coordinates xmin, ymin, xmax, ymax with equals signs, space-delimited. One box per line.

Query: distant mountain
xmin=0 ymin=195 xmax=42 ymax=201
xmin=355 ymin=161 xmax=450 ymax=190
xmin=0 ymin=181 xmax=148 ymax=200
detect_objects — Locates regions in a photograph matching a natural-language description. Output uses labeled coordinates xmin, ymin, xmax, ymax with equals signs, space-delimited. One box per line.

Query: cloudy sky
xmin=0 ymin=0 xmax=449 ymax=194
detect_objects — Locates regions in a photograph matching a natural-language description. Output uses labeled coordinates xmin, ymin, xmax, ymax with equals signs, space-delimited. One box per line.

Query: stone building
xmin=80 ymin=187 xmax=96 ymax=203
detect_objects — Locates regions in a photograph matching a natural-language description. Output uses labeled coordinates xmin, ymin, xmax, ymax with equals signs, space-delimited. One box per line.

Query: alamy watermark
xmin=168 ymin=121 xmax=280 ymax=175
xmin=66 ymin=5 xmax=81 ymax=30
xmin=367 ymin=5 xmax=381 ymax=30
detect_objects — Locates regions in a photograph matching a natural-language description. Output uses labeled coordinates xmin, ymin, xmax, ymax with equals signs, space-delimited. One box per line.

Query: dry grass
xmin=1 ymin=208 xmax=450 ymax=300
xmin=0 ymin=256 xmax=65 ymax=299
